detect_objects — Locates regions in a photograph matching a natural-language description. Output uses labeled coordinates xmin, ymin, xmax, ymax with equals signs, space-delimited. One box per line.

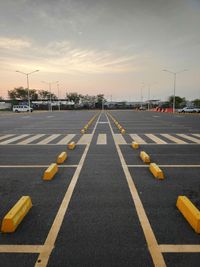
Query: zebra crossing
xmin=0 ymin=133 xmax=200 ymax=145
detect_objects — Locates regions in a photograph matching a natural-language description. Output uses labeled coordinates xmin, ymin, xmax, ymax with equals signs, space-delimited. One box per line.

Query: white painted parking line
xmin=0 ymin=134 xmax=14 ymax=141
xmin=97 ymin=134 xmax=107 ymax=145
xmin=145 ymin=134 xmax=167 ymax=144
xmin=0 ymin=134 xmax=30 ymax=144
xmin=57 ymin=134 xmax=75 ymax=144
xmin=177 ymin=134 xmax=200 ymax=143
xmin=37 ymin=134 xmax=61 ymax=144
xmin=127 ymin=165 xmax=200 ymax=168
xmin=113 ymin=134 xmax=126 ymax=144
xmin=130 ymin=134 xmax=147 ymax=144
xmin=159 ymin=244 xmax=200 ymax=253
xmin=160 ymin=134 xmax=187 ymax=144
xmin=77 ymin=134 xmax=92 ymax=144
xmin=18 ymin=134 xmax=45 ymax=144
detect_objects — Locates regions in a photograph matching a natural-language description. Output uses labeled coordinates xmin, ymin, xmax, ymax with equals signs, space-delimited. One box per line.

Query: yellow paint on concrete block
xmin=176 ymin=196 xmax=200 ymax=233
xmin=140 ymin=151 xmax=151 ymax=163
xmin=121 ymin=129 xmax=126 ymax=134
xmin=84 ymin=125 xmax=88 ymax=130
xmin=43 ymin=163 xmax=58 ymax=180
xmin=57 ymin=152 xmax=67 ymax=164
xmin=68 ymin=141 xmax=76 ymax=150
xmin=1 ymin=196 xmax=32 ymax=233
xmin=81 ymin=129 xmax=85 ymax=134
xmin=118 ymin=125 xmax=122 ymax=130
xmin=131 ymin=142 xmax=139 ymax=149
xmin=149 ymin=163 xmax=164 ymax=179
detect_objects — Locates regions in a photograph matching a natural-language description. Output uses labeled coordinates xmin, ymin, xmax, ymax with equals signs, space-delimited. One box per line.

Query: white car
xmin=178 ymin=107 xmax=200 ymax=113
xmin=13 ymin=105 xmax=33 ymax=112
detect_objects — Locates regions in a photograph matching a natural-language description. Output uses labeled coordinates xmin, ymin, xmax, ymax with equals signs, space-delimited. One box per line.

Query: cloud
xmin=0 ymin=37 xmax=31 ymax=50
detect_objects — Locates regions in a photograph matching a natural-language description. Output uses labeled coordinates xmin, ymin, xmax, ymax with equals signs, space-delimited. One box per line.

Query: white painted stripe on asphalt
xmin=177 ymin=134 xmax=200 ymax=144
xmin=37 ymin=134 xmax=61 ymax=144
xmin=145 ymin=134 xmax=167 ymax=144
xmin=113 ymin=134 xmax=126 ymax=144
xmin=97 ymin=134 xmax=107 ymax=145
xmin=0 ymin=134 xmax=15 ymax=141
xmin=18 ymin=134 xmax=45 ymax=144
xmin=159 ymin=244 xmax=200 ymax=253
xmin=77 ymin=134 xmax=92 ymax=144
xmin=127 ymin=165 xmax=200 ymax=168
xmin=130 ymin=134 xmax=147 ymax=144
xmin=160 ymin=134 xmax=187 ymax=144
xmin=0 ymin=134 xmax=30 ymax=144
xmin=57 ymin=134 xmax=75 ymax=144
xmin=192 ymin=134 xmax=200 ymax=139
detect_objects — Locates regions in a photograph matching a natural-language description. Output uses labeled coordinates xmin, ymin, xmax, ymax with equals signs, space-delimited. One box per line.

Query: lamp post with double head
xmin=16 ymin=70 xmax=39 ymax=112
xmin=163 ymin=69 xmax=188 ymax=113
xmin=42 ymin=81 xmax=58 ymax=112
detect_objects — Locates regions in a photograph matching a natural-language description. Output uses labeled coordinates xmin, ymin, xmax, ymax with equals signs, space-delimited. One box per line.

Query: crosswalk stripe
xmin=0 ymin=134 xmax=30 ymax=144
xmin=192 ymin=134 xmax=200 ymax=139
xmin=114 ymin=134 xmax=126 ymax=144
xmin=145 ymin=134 xmax=167 ymax=144
xmin=97 ymin=134 xmax=107 ymax=145
xmin=0 ymin=134 xmax=15 ymax=141
xmin=177 ymin=134 xmax=200 ymax=144
xmin=130 ymin=134 xmax=147 ymax=144
xmin=77 ymin=134 xmax=92 ymax=145
xmin=18 ymin=134 xmax=46 ymax=145
xmin=37 ymin=134 xmax=61 ymax=144
xmin=57 ymin=134 xmax=75 ymax=145
xmin=160 ymin=134 xmax=187 ymax=144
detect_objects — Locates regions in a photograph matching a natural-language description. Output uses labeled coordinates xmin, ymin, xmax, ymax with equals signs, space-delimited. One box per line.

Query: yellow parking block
xmin=80 ymin=129 xmax=85 ymax=134
xmin=121 ymin=129 xmax=126 ymax=134
xmin=1 ymin=196 xmax=32 ymax=233
xmin=57 ymin=152 xmax=67 ymax=164
xmin=140 ymin=151 xmax=150 ymax=163
xmin=177 ymin=196 xmax=200 ymax=233
xmin=43 ymin=163 xmax=58 ymax=180
xmin=118 ymin=125 xmax=122 ymax=130
xmin=131 ymin=142 xmax=139 ymax=149
xmin=84 ymin=125 xmax=88 ymax=130
xmin=149 ymin=163 xmax=164 ymax=179
xmin=68 ymin=141 xmax=76 ymax=150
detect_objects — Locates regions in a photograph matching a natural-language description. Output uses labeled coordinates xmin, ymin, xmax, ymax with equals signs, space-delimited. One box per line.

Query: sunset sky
xmin=0 ymin=0 xmax=199 ymax=101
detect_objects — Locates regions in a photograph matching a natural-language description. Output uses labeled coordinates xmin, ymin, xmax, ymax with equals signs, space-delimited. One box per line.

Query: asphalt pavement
xmin=0 ymin=110 xmax=199 ymax=267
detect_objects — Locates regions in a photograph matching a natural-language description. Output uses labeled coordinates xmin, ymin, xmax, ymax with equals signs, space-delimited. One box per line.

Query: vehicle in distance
xmin=177 ymin=107 xmax=200 ymax=113
xmin=13 ymin=105 xmax=33 ymax=112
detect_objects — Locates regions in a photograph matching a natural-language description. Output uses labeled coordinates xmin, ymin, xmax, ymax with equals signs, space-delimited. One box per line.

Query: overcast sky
xmin=0 ymin=0 xmax=199 ymax=101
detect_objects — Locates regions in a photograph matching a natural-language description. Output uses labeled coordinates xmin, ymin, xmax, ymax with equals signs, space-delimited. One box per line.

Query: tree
xmin=38 ymin=90 xmax=57 ymax=100
xmin=8 ymin=87 xmax=38 ymax=100
xmin=66 ymin=92 xmax=81 ymax=104
xmin=168 ymin=95 xmax=186 ymax=108
xmin=95 ymin=94 xmax=106 ymax=108
xmin=192 ymin=99 xmax=200 ymax=107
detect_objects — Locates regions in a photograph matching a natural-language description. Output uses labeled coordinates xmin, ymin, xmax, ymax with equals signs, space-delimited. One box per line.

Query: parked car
xmin=177 ymin=107 xmax=200 ymax=113
xmin=13 ymin=105 xmax=33 ymax=112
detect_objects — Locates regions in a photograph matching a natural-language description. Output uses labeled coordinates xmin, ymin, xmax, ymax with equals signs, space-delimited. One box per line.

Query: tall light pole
xmin=42 ymin=81 xmax=58 ymax=112
xmin=16 ymin=70 xmax=39 ymax=112
xmin=163 ymin=69 xmax=188 ymax=113
xmin=56 ymin=81 xmax=60 ymax=111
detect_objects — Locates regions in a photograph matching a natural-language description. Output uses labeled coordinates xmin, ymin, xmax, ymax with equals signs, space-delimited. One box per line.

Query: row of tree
xmin=161 ymin=96 xmax=200 ymax=109
xmin=4 ymin=87 xmax=106 ymax=108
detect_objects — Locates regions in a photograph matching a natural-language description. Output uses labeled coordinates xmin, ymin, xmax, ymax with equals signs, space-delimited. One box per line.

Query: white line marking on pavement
xmin=145 ymin=134 xmax=167 ymax=144
xmin=177 ymin=134 xmax=200 ymax=143
xmin=0 ymin=165 xmax=78 ymax=168
xmin=97 ymin=134 xmax=107 ymax=145
xmin=18 ymin=134 xmax=45 ymax=144
xmin=113 ymin=134 xmax=126 ymax=144
xmin=57 ymin=134 xmax=75 ymax=144
xmin=37 ymin=134 xmax=61 ymax=144
xmin=127 ymin=165 xmax=200 ymax=168
xmin=0 ymin=134 xmax=15 ymax=141
xmin=0 ymin=134 xmax=30 ymax=144
xmin=77 ymin=134 xmax=92 ymax=144
xmin=192 ymin=133 xmax=200 ymax=139
xmin=130 ymin=134 xmax=147 ymax=144
xmin=159 ymin=244 xmax=200 ymax=253
xmin=160 ymin=134 xmax=187 ymax=144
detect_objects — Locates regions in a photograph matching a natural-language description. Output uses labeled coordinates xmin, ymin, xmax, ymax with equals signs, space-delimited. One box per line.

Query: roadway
xmin=0 ymin=110 xmax=199 ymax=266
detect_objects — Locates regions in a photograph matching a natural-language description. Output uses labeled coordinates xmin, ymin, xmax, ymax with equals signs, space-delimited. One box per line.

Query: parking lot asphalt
xmin=0 ymin=110 xmax=200 ymax=267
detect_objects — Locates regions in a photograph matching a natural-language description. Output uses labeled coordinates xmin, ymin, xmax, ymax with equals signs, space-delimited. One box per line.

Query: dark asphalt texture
xmin=0 ymin=110 xmax=199 ymax=267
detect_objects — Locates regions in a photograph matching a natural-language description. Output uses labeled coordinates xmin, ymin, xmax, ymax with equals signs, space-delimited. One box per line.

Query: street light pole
xmin=42 ymin=81 xmax=57 ymax=112
xmin=16 ymin=70 xmax=39 ymax=112
xmin=56 ymin=81 xmax=60 ymax=111
xmin=163 ymin=69 xmax=188 ymax=113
